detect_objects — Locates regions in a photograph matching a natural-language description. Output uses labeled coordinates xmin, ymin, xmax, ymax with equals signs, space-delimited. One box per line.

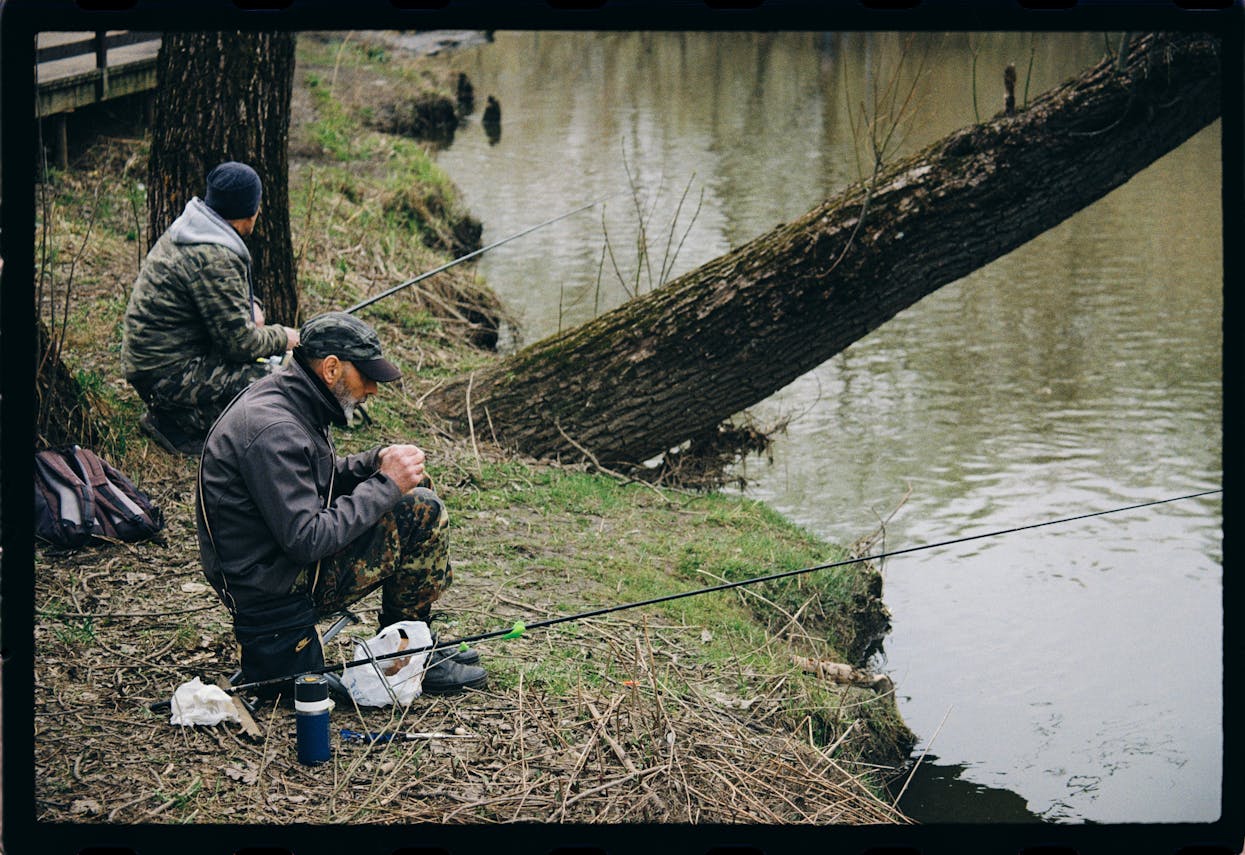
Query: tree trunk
xmin=422 ymin=32 xmax=1222 ymax=468
xmin=35 ymin=317 xmax=108 ymax=449
xmin=146 ymin=31 xmax=298 ymax=325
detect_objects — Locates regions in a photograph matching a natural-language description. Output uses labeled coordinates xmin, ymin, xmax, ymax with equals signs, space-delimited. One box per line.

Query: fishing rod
xmin=342 ymin=193 xmax=618 ymax=315
xmin=226 ymin=488 xmax=1221 ymax=696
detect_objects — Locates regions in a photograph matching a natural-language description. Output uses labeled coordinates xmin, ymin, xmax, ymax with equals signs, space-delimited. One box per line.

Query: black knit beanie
xmin=205 ymin=161 xmax=262 ymax=220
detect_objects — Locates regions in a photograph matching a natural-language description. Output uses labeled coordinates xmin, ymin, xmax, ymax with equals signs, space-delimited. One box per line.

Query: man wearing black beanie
xmin=122 ymin=161 xmax=300 ymax=456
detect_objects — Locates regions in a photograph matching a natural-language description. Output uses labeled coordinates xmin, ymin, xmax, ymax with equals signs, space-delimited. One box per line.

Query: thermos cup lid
xmin=295 ymin=673 xmax=329 ymax=703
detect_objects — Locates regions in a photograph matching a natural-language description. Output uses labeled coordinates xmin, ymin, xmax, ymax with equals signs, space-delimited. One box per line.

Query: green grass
xmin=427 ymin=459 xmax=912 ymax=767
xmin=366 ymin=302 xmax=441 ymax=334
xmin=385 ymin=138 xmax=455 ymax=198
xmin=305 ymin=76 xmax=376 ymax=162
xmin=298 ymin=35 xmax=392 ymax=73
xmin=53 ymin=615 xmax=96 ymax=647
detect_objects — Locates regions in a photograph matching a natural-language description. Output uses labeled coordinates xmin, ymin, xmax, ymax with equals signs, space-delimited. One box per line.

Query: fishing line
xmin=343 ymin=193 xmax=619 ymax=315
xmin=228 ymin=487 xmax=1221 ymax=695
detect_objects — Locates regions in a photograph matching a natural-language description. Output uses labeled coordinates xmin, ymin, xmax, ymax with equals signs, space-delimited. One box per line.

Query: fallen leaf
xmin=710 ymin=691 xmax=756 ymax=710
xmin=700 ymin=630 xmax=713 ymax=643
xmin=224 ymin=765 xmax=258 ymax=784
xmin=180 ymin=582 xmax=210 ymax=594
xmin=70 ymin=798 xmax=101 ymax=815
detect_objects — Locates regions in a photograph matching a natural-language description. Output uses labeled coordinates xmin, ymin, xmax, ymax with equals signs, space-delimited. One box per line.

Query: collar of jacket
xmin=168 ymin=197 xmax=252 ymax=263
xmin=286 ymin=352 xmax=349 ymax=430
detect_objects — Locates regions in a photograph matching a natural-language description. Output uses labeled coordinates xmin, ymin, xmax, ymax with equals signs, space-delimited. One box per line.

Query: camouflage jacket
xmin=122 ymin=197 xmax=287 ymax=379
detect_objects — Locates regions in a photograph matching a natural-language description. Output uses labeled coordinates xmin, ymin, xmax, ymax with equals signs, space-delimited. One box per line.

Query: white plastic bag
xmin=169 ymin=676 xmax=242 ymax=726
xmin=342 ymin=620 xmax=432 ymax=707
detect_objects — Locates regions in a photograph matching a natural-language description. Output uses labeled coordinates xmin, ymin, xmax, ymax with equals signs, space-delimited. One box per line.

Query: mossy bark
xmin=422 ymin=32 xmax=1221 ymax=468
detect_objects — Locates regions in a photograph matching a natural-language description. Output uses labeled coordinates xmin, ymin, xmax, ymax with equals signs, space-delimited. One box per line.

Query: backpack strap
xmin=71 ymin=446 xmax=123 ymax=539
xmin=74 ymin=447 xmax=162 ymax=540
xmin=35 ymin=450 xmax=93 ymax=521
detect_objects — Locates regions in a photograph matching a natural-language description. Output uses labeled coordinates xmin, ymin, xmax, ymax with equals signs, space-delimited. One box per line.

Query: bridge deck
xmin=35 ymin=31 xmax=161 ymax=117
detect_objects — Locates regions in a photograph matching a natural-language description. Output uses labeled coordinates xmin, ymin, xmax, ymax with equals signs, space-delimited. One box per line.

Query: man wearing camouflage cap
xmin=196 ymin=311 xmax=486 ymax=698
xmin=123 ymin=161 xmax=298 ymax=456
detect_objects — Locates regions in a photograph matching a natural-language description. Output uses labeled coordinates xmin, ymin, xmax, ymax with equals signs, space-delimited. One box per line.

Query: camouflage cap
xmin=298 ymin=312 xmax=401 ymax=383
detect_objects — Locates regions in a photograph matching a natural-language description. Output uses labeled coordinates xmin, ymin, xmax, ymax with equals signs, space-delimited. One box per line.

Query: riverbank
xmin=31 ymin=30 xmax=916 ymax=824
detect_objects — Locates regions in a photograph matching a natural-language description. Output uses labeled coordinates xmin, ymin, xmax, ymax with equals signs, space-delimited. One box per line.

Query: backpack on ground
xmin=34 ymin=445 xmax=165 ymax=548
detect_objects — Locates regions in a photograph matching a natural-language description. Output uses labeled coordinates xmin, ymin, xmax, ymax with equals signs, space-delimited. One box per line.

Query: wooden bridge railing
xmin=35 ymin=31 xmax=162 ymax=168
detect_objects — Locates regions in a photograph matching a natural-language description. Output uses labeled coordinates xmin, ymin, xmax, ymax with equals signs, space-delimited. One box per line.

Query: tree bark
xmin=146 ymin=31 xmax=298 ymax=324
xmin=422 ymin=32 xmax=1222 ymax=468
xmin=35 ymin=317 xmax=108 ymax=449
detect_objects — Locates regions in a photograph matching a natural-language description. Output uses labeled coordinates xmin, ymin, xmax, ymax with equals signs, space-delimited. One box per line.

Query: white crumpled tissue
xmin=169 ymin=677 xmax=242 ymax=727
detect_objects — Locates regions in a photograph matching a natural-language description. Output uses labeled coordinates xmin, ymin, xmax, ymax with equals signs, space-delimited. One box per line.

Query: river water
xmin=430 ymin=31 xmax=1223 ymax=824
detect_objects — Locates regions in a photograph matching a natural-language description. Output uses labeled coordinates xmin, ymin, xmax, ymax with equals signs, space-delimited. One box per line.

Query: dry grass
xmin=36 ymin=543 xmax=910 ymax=825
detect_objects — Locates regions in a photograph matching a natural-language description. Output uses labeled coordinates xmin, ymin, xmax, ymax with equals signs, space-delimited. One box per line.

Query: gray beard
xmin=330 ymin=376 xmax=359 ymax=422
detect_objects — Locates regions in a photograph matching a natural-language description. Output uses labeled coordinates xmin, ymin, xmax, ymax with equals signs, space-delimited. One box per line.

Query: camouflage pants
xmin=130 ymin=356 xmax=274 ymax=437
xmin=295 ymin=485 xmax=453 ymax=626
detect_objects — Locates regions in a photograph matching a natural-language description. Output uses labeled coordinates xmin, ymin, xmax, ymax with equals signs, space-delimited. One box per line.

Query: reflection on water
xmin=892 ymin=756 xmax=1043 ymax=823
xmin=433 ymin=31 xmax=1223 ymax=823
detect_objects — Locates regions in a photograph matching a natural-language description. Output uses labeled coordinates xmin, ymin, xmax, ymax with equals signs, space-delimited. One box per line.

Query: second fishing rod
xmin=227 ymin=488 xmax=1221 ymax=696
xmin=340 ymin=192 xmax=618 ymax=316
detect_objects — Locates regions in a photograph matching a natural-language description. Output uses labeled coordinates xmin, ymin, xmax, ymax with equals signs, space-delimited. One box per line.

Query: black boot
xmin=377 ymin=611 xmax=405 ymax=633
xmin=421 ymin=652 xmax=487 ymax=695
xmin=140 ymin=410 xmax=205 ymax=457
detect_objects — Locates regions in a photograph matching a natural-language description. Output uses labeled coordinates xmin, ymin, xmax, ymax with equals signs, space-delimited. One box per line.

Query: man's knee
xmin=396 ymin=487 xmax=448 ymax=543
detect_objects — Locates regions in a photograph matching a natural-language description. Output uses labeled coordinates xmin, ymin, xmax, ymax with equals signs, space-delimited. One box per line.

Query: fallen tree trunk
xmin=423 ymin=32 xmax=1222 ymax=468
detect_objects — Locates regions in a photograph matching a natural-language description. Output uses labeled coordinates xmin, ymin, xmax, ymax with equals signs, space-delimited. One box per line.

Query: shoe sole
xmin=421 ymin=675 xmax=487 ymax=695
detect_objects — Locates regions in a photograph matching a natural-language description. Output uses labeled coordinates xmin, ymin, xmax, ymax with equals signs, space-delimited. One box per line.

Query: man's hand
xmin=378 ymin=444 xmax=427 ymax=493
xmin=283 ymin=325 xmax=301 ymax=351
xmin=252 ymin=301 xmax=266 ymax=327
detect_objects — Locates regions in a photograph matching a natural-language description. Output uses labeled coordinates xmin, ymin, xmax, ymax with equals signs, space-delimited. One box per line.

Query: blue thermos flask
xmin=295 ymin=674 xmax=332 ymax=765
